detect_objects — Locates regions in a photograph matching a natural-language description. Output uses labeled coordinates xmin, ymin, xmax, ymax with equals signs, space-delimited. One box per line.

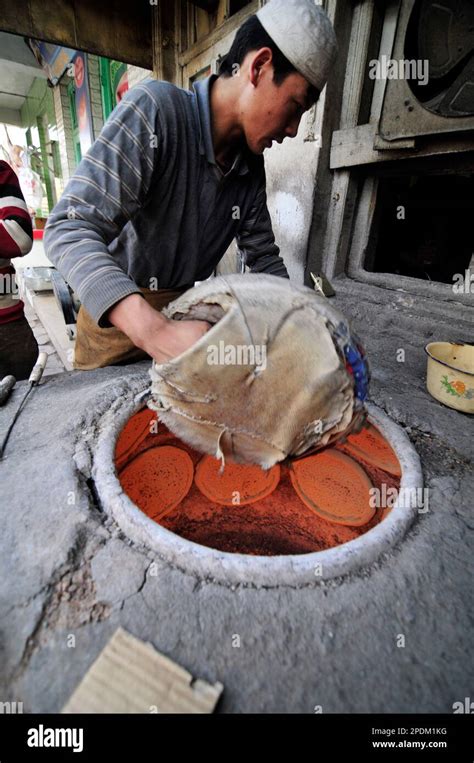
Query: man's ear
xmin=249 ymin=47 xmax=273 ymax=87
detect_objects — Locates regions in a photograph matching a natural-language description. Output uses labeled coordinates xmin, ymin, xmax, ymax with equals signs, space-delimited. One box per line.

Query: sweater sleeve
xmin=0 ymin=161 xmax=33 ymax=259
xmin=43 ymin=81 xmax=163 ymax=327
xmin=235 ymin=174 xmax=289 ymax=279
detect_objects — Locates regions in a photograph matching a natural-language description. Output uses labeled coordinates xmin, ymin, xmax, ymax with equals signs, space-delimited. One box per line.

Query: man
xmin=0 ymin=159 xmax=38 ymax=380
xmin=44 ymin=0 xmax=337 ymax=370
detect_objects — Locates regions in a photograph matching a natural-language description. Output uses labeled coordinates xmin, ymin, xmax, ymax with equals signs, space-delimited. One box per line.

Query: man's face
xmin=240 ymin=49 xmax=318 ymax=154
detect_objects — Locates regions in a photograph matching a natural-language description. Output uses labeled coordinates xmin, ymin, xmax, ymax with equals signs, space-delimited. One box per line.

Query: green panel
xmin=110 ymin=60 xmax=127 ymax=95
xmin=99 ymin=57 xmax=128 ymax=120
xmin=99 ymin=57 xmax=114 ymax=121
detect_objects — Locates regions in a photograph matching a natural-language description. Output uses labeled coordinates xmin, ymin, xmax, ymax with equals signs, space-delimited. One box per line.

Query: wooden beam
xmin=331 ymin=123 xmax=474 ymax=169
xmin=0 ymin=0 xmax=153 ymax=69
xmin=178 ymin=0 xmax=258 ymax=67
xmin=305 ymin=0 xmax=379 ymax=283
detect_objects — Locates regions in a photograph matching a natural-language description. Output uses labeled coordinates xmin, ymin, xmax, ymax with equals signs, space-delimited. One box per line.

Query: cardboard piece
xmin=61 ymin=627 xmax=223 ymax=714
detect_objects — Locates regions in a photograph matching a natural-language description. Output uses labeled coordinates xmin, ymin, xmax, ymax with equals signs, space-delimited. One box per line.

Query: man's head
xmin=217 ymin=0 xmax=337 ymax=155
xmin=218 ymin=16 xmax=320 ymax=154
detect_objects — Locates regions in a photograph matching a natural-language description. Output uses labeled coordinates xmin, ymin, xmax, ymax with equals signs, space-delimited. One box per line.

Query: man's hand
xmin=143 ymin=317 xmax=212 ymax=364
xmin=108 ymin=293 xmax=211 ymax=364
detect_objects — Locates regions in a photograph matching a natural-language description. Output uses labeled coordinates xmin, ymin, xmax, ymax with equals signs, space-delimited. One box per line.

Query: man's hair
xmin=218 ymin=15 xmax=320 ymax=102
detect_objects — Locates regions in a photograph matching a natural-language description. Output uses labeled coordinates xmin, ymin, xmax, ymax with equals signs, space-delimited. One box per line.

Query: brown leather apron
xmin=73 ymin=287 xmax=187 ymax=371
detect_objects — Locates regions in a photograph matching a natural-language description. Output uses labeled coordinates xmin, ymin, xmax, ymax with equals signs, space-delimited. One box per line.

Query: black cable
xmin=0 ymin=385 xmax=33 ymax=460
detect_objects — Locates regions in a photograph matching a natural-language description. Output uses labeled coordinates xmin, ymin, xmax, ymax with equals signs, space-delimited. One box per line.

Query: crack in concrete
xmin=9 ymin=526 xmax=110 ymax=683
xmin=1 ymin=582 xmax=51 ymax=620
xmin=85 ymin=476 xmax=104 ymax=514
xmin=117 ymin=564 xmax=150 ymax=611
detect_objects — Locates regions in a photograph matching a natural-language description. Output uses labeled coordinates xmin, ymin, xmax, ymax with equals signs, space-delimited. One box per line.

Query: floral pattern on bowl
xmin=441 ymin=375 xmax=474 ymax=400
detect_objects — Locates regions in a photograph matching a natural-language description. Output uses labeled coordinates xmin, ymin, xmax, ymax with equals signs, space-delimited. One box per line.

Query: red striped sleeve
xmin=0 ymin=161 xmax=33 ymax=259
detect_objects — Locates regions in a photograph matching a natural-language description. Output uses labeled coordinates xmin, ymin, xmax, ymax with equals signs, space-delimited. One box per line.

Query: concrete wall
xmin=265 ymin=108 xmax=323 ymax=282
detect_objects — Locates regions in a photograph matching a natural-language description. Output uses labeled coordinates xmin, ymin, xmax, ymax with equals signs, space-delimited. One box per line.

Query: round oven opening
xmin=90 ymin=388 xmax=423 ymax=586
xmin=114 ymin=408 xmax=402 ymax=557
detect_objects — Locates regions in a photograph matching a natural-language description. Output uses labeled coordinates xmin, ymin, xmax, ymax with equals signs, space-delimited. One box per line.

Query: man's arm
xmin=44 ymin=82 xmax=209 ymax=360
xmin=108 ymin=293 xmax=210 ymax=365
xmin=44 ymin=82 xmax=159 ymax=327
xmin=235 ymin=180 xmax=289 ymax=278
xmin=0 ymin=161 xmax=33 ymax=259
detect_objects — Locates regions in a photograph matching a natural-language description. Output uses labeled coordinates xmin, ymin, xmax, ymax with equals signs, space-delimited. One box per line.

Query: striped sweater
xmin=0 ymin=161 xmax=33 ymax=324
xmin=44 ymin=75 xmax=289 ymax=328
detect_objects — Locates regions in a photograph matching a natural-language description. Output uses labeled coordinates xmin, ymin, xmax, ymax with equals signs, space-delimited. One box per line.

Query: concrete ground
xmin=23 ymin=301 xmax=66 ymax=378
xmin=0 ymin=275 xmax=472 ymax=713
